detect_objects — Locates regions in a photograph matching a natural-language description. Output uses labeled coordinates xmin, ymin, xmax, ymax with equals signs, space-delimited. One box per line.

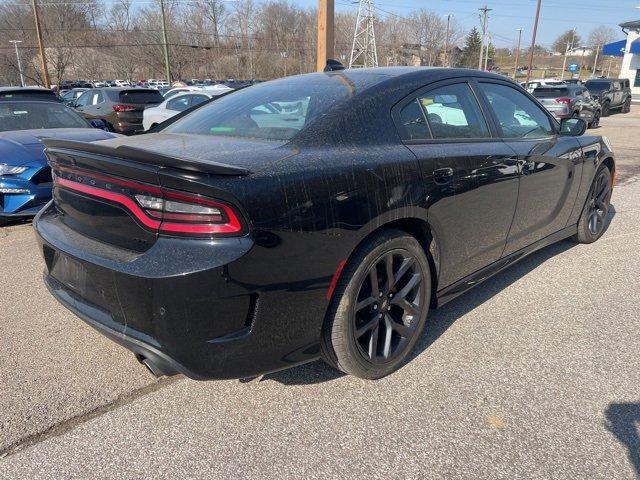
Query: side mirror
xmin=90 ymin=119 xmax=107 ymax=130
xmin=559 ymin=118 xmax=587 ymax=137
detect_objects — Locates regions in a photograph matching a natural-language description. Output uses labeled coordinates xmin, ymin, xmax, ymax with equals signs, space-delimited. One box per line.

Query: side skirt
xmin=435 ymin=225 xmax=578 ymax=308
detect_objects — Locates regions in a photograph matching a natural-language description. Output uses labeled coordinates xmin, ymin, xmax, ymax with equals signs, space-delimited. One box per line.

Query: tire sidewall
xmin=575 ymin=165 xmax=612 ymax=243
xmin=327 ymin=231 xmax=431 ymax=379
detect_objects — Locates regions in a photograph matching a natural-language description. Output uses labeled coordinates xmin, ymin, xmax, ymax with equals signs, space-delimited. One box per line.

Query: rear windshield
xmin=585 ymin=81 xmax=611 ymax=93
xmin=533 ymin=87 xmax=569 ymax=98
xmin=164 ymin=74 xmax=355 ymax=141
xmin=119 ymin=90 xmax=164 ymax=105
xmin=0 ymin=90 xmax=58 ymax=101
xmin=0 ymin=102 xmax=88 ymax=132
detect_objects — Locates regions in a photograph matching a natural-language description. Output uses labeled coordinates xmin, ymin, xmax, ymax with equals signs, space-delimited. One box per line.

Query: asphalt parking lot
xmin=1 ymin=112 xmax=639 ymax=479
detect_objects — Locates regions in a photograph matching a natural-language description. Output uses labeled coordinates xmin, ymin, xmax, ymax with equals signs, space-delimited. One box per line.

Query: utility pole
xmin=32 ymin=0 xmax=50 ymax=88
xmin=525 ymin=0 xmax=542 ymax=87
xmin=316 ymin=0 xmax=335 ymax=71
xmin=484 ymin=33 xmax=491 ymax=70
xmin=159 ymin=0 xmax=172 ymax=85
xmin=592 ymin=43 xmax=600 ymax=77
xmin=561 ymin=28 xmax=575 ymax=80
xmin=9 ymin=40 xmax=25 ymax=87
xmin=607 ymin=56 xmax=613 ymax=77
xmin=513 ymin=28 xmax=523 ymax=79
xmin=444 ymin=14 xmax=451 ymax=67
xmin=478 ymin=5 xmax=491 ymax=71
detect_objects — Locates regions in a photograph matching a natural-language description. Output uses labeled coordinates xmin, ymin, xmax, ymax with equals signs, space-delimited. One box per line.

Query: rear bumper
xmin=34 ymin=201 xmax=324 ymax=379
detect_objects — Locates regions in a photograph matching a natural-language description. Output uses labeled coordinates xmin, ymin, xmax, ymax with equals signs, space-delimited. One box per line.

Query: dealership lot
xmin=1 ymin=113 xmax=639 ymax=478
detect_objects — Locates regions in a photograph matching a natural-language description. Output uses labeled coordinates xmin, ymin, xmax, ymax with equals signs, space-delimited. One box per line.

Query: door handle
xmin=433 ymin=168 xmax=454 ymax=184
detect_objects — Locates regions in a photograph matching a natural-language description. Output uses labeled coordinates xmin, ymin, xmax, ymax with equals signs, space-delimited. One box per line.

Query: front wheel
xmin=601 ymin=101 xmax=611 ymax=117
xmin=321 ymin=229 xmax=431 ymax=379
xmin=573 ymin=165 xmax=612 ymax=244
xmin=622 ymin=98 xmax=631 ymax=114
xmin=589 ymin=110 xmax=601 ymax=129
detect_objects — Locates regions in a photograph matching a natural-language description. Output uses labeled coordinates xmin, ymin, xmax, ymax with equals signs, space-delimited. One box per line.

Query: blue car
xmin=0 ymin=100 xmax=118 ymax=224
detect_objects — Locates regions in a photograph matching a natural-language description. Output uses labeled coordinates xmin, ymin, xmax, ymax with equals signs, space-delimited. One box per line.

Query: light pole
xmin=513 ymin=28 xmax=523 ymax=79
xmin=9 ymin=40 xmax=25 ymax=87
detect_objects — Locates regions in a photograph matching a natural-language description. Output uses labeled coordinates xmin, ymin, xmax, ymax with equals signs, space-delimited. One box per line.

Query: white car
xmin=143 ymin=91 xmax=214 ymax=131
xmin=203 ymin=84 xmax=233 ymax=95
xmin=114 ymin=79 xmax=131 ymax=87
xmin=521 ymin=79 xmax=566 ymax=93
xmin=163 ymin=86 xmax=206 ymax=99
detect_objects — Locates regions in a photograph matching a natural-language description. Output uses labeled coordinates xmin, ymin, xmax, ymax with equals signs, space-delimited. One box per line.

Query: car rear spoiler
xmin=41 ymin=138 xmax=250 ymax=176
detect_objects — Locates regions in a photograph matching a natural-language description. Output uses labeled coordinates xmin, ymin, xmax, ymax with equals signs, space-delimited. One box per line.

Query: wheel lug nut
xmin=373 ymin=304 xmax=378 ymax=310
xmin=379 ymin=314 xmax=383 ymax=319
xmin=388 ymin=293 xmax=393 ymax=298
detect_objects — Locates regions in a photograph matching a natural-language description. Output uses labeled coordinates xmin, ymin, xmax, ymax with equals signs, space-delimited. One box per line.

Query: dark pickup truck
xmin=585 ymin=78 xmax=632 ymax=116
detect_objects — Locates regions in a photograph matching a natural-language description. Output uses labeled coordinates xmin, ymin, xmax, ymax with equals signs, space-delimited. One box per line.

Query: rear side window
xmin=119 ymin=90 xmax=164 ymax=105
xmin=398 ymin=99 xmax=429 ymax=140
xmin=417 ymin=83 xmax=490 ymax=140
xmin=479 ymin=83 xmax=554 ymax=139
xmin=166 ymin=96 xmax=191 ymax=112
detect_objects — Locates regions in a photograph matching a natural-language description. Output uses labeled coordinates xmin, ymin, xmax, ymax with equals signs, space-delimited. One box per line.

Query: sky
xmin=295 ymin=0 xmax=640 ymax=48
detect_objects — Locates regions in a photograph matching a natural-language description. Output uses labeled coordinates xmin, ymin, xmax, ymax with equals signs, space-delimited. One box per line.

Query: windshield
xmin=533 ymin=87 xmax=570 ymax=98
xmin=164 ymin=74 xmax=354 ymax=141
xmin=585 ymin=81 xmax=610 ymax=93
xmin=0 ymin=102 xmax=89 ymax=132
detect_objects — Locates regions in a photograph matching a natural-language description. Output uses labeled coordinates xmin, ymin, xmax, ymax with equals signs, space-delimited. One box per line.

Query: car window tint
xmin=418 ymin=83 xmax=490 ymax=139
xmin=479 ymin=83 xmax=554 ymax=139
xmin=166 ymin=96 xmax=191 ymax=112
xmin=398 ymin=99 xmax=429 ymax=140
xmin=76 ymin=90 xmax=92 ymax=107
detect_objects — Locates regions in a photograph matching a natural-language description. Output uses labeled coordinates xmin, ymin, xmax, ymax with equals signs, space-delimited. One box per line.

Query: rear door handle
xmin=433 ymin=167 xmax=454 ymax=184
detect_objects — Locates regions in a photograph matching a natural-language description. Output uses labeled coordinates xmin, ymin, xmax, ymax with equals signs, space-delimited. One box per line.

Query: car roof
xmin=0 ymin=86 xmax=53 ymax=92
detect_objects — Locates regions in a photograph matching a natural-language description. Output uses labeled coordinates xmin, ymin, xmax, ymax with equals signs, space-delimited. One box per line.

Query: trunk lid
xmin=43 ymin=135 xmax=255 ymax=252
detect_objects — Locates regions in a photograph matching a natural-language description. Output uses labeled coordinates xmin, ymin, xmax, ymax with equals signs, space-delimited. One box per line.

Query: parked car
xmin=143 ymin=91 xmax=213 ymax=131
xmin=162 ymin=86 xmax=205 ymax=99
xmin=521 ymin=79 xmax=565 ymax=93
xmin=0 ymin=101 xmax=117 ymax=225
xmin=532 ymin=84 xmax=601 ymax=128
xmin=59 ymin=88 xmax=89 ymax=106
xmin=114 ymin=79 xmax=131 ymax=87
xmin=0 ymin=87 xmax=60 ymax=102
xmin=35 ymin=68 xmax=614 ymax=381
xmin=72 ymin=87 xmax=164 ymax=135
xmin=584 ymin=78 xmax=632 ymax=117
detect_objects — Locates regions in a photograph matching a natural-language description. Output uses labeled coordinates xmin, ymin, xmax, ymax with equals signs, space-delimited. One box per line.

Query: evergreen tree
xmin=460 ymin=27 xmax=483 ymax=68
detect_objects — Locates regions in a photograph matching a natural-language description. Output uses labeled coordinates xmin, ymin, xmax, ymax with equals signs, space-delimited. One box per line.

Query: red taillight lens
xmin=555 ymin=97 xmax=572 ymax=105
xmin=112 ymin=104 xmax=136 ymax=112
xmin=54 ymin=166 xmax=244 ymax=237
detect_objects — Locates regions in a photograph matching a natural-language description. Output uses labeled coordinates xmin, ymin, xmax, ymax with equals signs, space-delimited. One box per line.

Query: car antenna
xmin=324 ymin=59 xmax=345 ymax=72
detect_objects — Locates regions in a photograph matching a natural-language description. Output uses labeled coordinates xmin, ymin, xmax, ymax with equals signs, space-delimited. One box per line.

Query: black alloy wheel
xmin=574 ymin=165 xmax=612 ymax=243
xmin=321 ymin=229 xmax=431 ymax=379
xmin=589 ymin=110 xmax=600 ymax=129
xmin=601 ymin=101 xmax=611 ymax=117
xmin=353 ymin=250 xmax=424 ymax=363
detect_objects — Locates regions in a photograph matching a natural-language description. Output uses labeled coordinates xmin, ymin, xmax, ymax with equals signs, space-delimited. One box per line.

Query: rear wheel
xmin=321 ymin=229 xmax=431 ymax=379
xmin=601 ymin=101 xmax=611 ymax=117
xmin=622 ymin=97 xmax=631 ymax=114
xmin=573 ymin=165 xmax=612 ymax=244
xmin=589 ymin=110 xmax=600 ymax=129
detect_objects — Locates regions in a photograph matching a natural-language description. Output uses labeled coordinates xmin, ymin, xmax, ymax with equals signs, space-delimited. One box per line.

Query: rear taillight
xmin=54 ymin=166 xmax=244 ymax=237
xmin=112 ymin=104 xmax=136 ymax=112
xmin=555 ymin=98 xmax=572 ymax=105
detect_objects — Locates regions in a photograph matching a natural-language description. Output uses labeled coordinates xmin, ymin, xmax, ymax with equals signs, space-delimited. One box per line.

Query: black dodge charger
xmin=34 ymin=68 xmax=615 ymax=380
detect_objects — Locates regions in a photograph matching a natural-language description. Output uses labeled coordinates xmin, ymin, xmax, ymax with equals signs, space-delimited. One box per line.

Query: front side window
xmin=479 ymin=83 xmax=554 ymax=139
xmin=417 ymin=83 xmax=490 ymax=139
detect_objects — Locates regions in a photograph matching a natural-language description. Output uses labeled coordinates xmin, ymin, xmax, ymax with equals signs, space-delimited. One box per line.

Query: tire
xmin=622 ymin=98 xmax=631 ymax=114
xmin=571 ymin=111 xmax=580 ymax=119
xmin=588 ymin=110 xmax=600 ymax=129
xmin=601 ymin=101 xmax=611 ymax=117
xmin=320 ymin=229 xmax=432 ymax=379
xmin=572 ymin=165 xmax=612 ymax=244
